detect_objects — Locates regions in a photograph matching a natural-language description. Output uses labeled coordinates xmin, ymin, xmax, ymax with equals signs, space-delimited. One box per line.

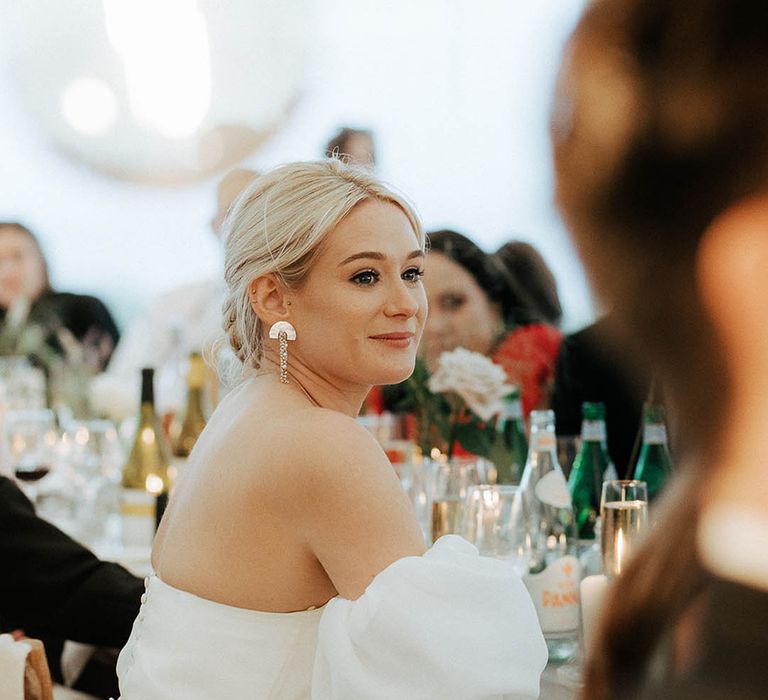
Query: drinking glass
xmin=461 ymin=484 xmax=528 ymax=575
xmin=430 ymin=458 xmax=479 ymax=543
xmin=62 ymin=418 xmax=125 ymax=547
xmin=0 ymin=358 xmax=47 ymax=410
xmin=600 ymin=479 xmax=649 ymax=577
xmin=6 ymin=409 xmax=58 ymax=503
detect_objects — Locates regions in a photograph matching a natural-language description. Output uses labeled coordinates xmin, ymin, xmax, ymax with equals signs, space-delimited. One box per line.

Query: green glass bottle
xmin=495 ymin=387 xmax=528 ymax=483
xmin=567 ymin=402 xmax=617 ymax=540
xmin=633 ymin=403 xmax=674 ymax=501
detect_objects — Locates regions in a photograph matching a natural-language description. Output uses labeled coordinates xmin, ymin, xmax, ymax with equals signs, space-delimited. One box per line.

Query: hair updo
xmin=220 ymin=159 xmax=423 ymax=374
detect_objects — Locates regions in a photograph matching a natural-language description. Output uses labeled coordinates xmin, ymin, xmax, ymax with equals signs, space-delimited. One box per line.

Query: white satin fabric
xmin=117 ymin=536 xmax=547 ymax=700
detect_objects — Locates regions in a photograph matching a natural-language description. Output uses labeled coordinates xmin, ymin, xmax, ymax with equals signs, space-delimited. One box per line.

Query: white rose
xmin=427 ymin=347 xmax=513 ymax=421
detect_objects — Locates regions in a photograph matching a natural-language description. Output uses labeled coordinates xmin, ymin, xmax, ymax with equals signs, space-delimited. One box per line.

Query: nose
xmin=384 ymin=279 xmax=421 ymax=318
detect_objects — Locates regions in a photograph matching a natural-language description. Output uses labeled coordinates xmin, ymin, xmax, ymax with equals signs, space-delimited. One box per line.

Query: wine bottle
xmin=121 ymin=368 xmax=172 ymax=547
xmin=174 ymin=353 xmax=207 ymax=458
xmin=495 ymin=387 xmax=528 ymax=483
xmin=514 ymin=409 xmax=580 ymax=661
xmin=567 ymin=402 xmax=617 ymax=540
xmin=633 ymin=402 xmax=674 ymax=501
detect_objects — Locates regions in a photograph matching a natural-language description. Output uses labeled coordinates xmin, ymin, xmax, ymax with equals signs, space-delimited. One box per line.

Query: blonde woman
xmin=117 ymin=160 xmax=546 ymax=699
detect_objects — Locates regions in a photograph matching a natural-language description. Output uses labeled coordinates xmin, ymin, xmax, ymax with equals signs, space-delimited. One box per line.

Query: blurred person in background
xmin=551 ymin=313 xmax=650 ymax=476
xmin=108 ymin=168 xmax=259 ymax=395
xmin=323 ymin=126 xmax=377 ymax=169
xmin=494 ymin=240 xmax=562 ymax=327
xmin=422 ymin=229 xmax=562 ymax=417
xmin=553 ymin=0 xmax=768 ymax=698
xmin=0 ymin=222 xmax=119 ymax=371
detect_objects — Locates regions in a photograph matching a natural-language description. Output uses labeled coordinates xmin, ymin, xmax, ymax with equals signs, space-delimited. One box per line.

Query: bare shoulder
xmin=275 ymin=408 xmax=426 ymax=598
xmin=280 ymin=409 xmax=392 ymax=483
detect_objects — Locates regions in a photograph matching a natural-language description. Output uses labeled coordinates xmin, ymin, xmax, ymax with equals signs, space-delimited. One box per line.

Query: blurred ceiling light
xmin=60 ymin=77 xmax=118 ymax=136
xmin=4 ymin=0 xmax=308 ymax=183
xmin=103 ymin=0 xmax=211 ymax=139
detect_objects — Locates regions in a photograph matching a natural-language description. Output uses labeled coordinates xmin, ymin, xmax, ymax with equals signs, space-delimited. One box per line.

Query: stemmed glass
xmin=6 ymin=409 xmax=58 ymax=504
xmin=431 ymin=457 xmax=479 ymax=543
xmin=61 ymin=418 xmax=125 ymax=547
xmin=599 ymin=479 xmax=649 ymax=577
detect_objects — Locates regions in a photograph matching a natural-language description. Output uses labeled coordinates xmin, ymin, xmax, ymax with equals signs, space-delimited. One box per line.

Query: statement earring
xmin=268 ymin=321 xmax=297 ymax=383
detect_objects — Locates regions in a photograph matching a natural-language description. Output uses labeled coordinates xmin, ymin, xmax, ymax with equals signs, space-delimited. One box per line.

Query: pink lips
xmin=369 ymin=332 xmax=415 ymax=348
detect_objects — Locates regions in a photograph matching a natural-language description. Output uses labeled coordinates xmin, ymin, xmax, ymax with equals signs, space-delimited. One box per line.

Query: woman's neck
xmin=261 ymin=356 xmax=369 ymax=417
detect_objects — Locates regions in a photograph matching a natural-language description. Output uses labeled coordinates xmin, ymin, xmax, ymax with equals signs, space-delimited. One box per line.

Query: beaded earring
xmin=268 ymin=321 xmax=297 ymax=383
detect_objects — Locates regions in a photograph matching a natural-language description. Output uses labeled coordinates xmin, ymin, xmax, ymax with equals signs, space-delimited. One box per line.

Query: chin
xmin=369 ymin=358 xmax=416 ymax=386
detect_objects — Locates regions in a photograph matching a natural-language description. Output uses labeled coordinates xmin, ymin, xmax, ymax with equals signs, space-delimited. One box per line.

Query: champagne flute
xmin=431 ymin=458 xmax=478 ymax=543
xmin=600 ymin=479 xmax=649 ymax=578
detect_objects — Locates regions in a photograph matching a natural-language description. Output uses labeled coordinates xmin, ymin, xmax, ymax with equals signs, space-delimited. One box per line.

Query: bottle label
xmin=524 ymin=555 xmax=580 ymax=634
xmin=120 ymin=488 xmax=155 ymax=550
xmin=581 ymin=420 xmax=606 ymax=442
xmin=531 ymin=432 xmax=556 ymax=451
xmin=534 ymin=470 xmax=572 ymax=509
xmin=643 ymin=424 xmax=667 ymax=445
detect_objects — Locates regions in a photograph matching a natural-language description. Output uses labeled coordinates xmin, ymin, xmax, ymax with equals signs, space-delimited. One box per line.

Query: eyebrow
xmin=338 ymin=249 xmax=424 ymax=267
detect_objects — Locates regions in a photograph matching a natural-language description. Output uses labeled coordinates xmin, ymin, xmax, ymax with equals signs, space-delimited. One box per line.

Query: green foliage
xmin=397 ymin=357 xmax=517 ymax=477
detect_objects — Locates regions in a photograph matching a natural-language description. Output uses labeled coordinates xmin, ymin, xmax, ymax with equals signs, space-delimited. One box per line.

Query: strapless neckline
xmin=150 ymin=573 xmax=330 ymax=617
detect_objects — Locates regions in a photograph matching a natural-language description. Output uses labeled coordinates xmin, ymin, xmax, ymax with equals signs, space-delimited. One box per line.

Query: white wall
xmin=0 ymin=0 xmax=593 ymax=333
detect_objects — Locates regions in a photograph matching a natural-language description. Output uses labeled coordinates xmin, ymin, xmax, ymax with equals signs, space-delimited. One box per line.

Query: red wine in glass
xmin=15 ymin=465 xmax=51 ymax=482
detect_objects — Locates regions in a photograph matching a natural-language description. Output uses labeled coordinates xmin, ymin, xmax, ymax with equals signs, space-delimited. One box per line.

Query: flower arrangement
xmin=397 ymin=347 xmax=521 ymax=482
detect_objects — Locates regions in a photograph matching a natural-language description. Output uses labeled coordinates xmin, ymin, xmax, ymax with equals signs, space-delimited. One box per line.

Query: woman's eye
xmin=352 ymin=270 xmax=379 ymax=286
xmin=441 ymin=293 xmax=466 ymax=311
xmin=402 ymin=267 xmax=424 ymax=282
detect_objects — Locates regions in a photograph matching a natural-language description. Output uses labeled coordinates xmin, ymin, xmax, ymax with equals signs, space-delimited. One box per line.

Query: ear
xmin=248 ymin=274 xmax=292 ymax=326
xmin=696 ymin=194 xmax=768 ymax=392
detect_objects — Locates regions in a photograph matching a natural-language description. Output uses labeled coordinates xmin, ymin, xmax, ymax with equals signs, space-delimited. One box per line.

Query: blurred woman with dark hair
xmin=0 ymin=222 xmax=119 ymax=370
xmin=552 ymin=0 xmax=768 ymax=697
xmin=494 ymin=240 xmax=562 ymax=327
xmin=422 ymin=229 xmax=562 ymax=417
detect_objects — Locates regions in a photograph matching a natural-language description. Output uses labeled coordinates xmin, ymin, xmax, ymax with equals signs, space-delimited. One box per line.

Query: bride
xmin=117 ymin=160 xmax=546 ymax=699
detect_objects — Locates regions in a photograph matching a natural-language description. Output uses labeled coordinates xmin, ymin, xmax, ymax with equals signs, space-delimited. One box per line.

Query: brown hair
xmin=553 ymin=1 xmax=768 ymax=697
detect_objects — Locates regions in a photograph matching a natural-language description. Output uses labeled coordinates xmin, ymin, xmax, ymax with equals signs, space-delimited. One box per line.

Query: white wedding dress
xmin=117 ymin=536 xmax=547 ymax=700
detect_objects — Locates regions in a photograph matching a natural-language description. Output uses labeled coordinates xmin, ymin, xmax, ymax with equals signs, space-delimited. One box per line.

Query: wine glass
xmin=461 ymin=484 xmax=528 ymax=576
xmin=6 ymin=409 xmax=58 ymax=504
xmin=62 ymin=418 xmax=125 ymax=547
xmin=599 ymin=479 xmax=649 ymax=578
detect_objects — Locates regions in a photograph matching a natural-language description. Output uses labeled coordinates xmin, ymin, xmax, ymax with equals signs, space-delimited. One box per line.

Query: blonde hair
xmin=220 ymin=159 xmax=423 ymax=374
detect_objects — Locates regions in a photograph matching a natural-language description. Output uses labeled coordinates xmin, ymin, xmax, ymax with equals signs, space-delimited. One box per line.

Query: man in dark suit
xmin=0 ymin=475 xmax=143 ymax=698
xmin=552 ymin=316 xmax=650 ymax=477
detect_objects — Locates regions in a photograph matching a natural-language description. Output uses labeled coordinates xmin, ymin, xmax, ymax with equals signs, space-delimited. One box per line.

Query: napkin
xmin=0 ymin=635 xmax=52 ymax=700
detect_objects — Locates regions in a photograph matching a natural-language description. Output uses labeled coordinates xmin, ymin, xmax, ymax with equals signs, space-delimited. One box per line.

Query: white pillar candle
xmin=580 ymin=574 xmax=610 ymax=653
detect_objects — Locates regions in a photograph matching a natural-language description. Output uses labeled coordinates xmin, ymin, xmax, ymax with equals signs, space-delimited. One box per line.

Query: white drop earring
xmin=268 ymin=321 xmax=297 ymax=383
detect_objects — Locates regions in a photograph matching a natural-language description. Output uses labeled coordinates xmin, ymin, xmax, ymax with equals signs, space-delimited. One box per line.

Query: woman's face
xmin=0 ymin=227 xmax=47 ymax=309
xmin=420 ymin=251 xmax=501 ymax=366
xmin=289 ymin=199 xmax=427 ymax=387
